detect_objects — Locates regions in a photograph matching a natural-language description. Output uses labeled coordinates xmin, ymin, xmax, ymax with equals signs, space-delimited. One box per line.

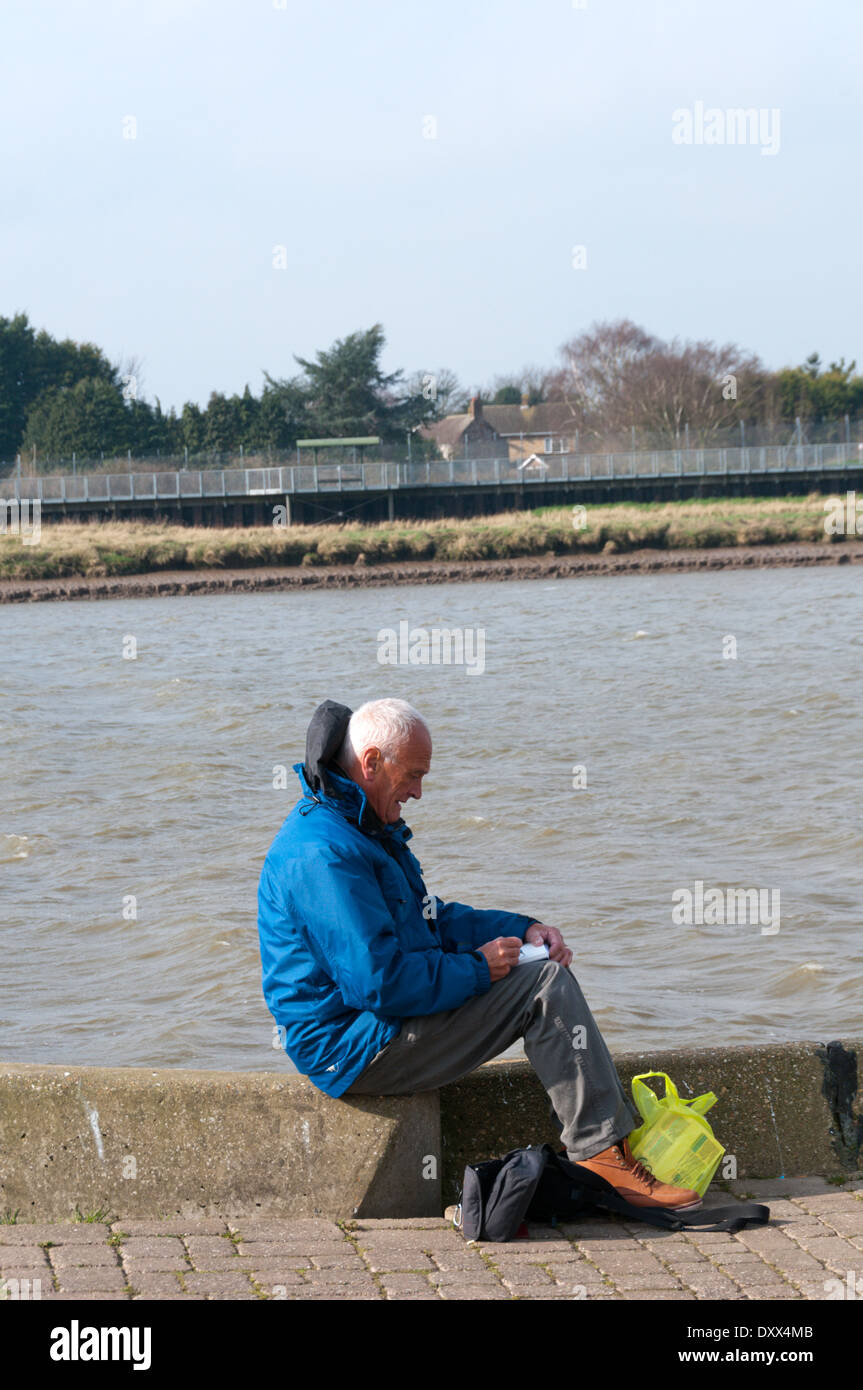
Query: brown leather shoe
xmin=575 ymin=1137 xmax=702 ymax=1211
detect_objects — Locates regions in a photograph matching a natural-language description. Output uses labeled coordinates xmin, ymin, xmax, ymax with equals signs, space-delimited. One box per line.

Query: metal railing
xmin=1 ymin=442 xmax=859 ymax=505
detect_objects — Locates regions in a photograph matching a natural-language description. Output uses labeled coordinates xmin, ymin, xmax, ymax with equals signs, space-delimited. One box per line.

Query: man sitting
xmin=257 ymin=696 xmax=700 ymax=1210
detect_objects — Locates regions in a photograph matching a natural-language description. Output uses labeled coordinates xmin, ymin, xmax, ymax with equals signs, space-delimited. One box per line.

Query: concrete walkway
xmin=2 ymin=1177 xmax=861 ymax=1301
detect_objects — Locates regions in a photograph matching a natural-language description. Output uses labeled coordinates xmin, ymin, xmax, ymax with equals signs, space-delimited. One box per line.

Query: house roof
xmin=423 ymin=412 xmax=475 ymax=446
xmin=422 ymin=400 xmax=580 ymax=444
xmin=481 ymin=402 xmax=580 ymax=435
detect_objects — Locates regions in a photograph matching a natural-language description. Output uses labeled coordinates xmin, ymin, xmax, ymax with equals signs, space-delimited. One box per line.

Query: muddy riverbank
xmin=1 ymin=538 xmax=860 ymax=603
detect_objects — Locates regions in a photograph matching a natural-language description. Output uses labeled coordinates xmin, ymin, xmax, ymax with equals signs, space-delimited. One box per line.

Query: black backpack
xmin=455 ymin=1143 xmax=771 ymax=1242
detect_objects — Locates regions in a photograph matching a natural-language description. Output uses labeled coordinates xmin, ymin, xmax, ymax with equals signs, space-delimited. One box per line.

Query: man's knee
xmin=536 ymin=958 xmax=586 ymax=1004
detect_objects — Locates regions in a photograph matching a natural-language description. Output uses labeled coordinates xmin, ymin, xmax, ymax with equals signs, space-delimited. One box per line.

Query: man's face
xmin=361 ymin=726 xmax=432 ymax=824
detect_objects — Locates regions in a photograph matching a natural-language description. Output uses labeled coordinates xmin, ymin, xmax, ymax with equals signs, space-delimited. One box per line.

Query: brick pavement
xmin=2 ymin=1176 xmax=861 ymax=1301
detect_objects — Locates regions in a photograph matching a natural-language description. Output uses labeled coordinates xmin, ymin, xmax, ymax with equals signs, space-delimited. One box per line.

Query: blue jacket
xmin=257 ymin=764 xmax=535 ymax=1097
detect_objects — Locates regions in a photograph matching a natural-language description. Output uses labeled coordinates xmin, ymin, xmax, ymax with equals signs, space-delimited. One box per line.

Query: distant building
xmin=422 ymin=396 xmax=581 ymax=462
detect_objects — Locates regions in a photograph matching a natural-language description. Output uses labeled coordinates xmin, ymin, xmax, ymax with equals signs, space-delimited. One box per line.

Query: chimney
xmin=469 ymin=396 xmax=482 ymax=420
xmin=520 ymin=392 xmax=530 ymax=410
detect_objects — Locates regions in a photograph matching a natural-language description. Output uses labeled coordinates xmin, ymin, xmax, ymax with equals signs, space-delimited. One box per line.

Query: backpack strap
xmin=588 ymin=1186 xmax=770 ymax=1232
xmin=563 ymin=1153 xmax=771 ymax=1232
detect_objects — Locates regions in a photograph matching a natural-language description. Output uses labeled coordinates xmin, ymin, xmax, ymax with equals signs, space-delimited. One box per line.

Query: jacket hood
xmin=303 ymin=699 xmax=353 ymax=797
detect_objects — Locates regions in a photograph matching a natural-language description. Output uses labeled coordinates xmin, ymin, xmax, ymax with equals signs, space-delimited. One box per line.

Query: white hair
xmin=340 ymin=698 xmax=430 ymax=765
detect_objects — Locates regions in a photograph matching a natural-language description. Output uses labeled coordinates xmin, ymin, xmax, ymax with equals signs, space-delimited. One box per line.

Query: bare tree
xmin=552 ymin=320 xmax=765 ymax=447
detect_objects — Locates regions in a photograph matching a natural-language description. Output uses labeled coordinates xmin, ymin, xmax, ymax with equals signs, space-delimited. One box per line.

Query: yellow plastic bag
xmin=628 ymin=1071 xmax=725 ymax=1197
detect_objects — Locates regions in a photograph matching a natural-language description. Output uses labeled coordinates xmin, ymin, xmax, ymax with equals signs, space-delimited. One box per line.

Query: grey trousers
xmin=345 ymin=959 xmax=640 ymax=1162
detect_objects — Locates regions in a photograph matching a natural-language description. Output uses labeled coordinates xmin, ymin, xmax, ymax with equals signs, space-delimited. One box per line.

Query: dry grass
xmin=0 ymin=495 xmax=843 ymax=581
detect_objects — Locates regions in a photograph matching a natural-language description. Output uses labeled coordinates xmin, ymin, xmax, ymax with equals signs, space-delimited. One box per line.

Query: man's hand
xmin=525 ymin=922 xmax=573 ymax=969
xmin=476 ymin=936 xmax=522 ymax=982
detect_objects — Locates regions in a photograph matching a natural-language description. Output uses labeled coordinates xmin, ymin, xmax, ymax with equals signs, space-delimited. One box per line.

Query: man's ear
xmin=360 ymin=745 xmax=382 ymax=779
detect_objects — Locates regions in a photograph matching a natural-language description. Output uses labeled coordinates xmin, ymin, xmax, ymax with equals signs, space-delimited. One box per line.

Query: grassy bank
xmin=0 ymin=496 xmax=844 ymax=581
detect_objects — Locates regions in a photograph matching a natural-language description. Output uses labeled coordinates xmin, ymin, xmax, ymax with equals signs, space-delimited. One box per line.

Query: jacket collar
xmin=293 ymin=762 xmax=413 ymax=845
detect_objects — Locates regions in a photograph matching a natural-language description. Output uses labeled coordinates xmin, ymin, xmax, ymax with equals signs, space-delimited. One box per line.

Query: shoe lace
xmin=620 ymin=1147 xmax=657 ymax=1188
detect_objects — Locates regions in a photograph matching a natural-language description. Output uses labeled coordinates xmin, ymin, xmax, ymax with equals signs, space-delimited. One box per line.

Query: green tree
xmin=21 ymin=377 xmax=133 ymax=462
xmin=0 ymin=312 xmax=117 ymax=460
xmin=291 ymin=323 xmax=421 ymax=441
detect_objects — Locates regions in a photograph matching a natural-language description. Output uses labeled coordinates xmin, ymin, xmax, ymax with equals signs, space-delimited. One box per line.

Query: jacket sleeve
xmin=434 ymin=898 xmax=535 ymax=953
xmin=289 ymin=847 xmax=492 ymax=1016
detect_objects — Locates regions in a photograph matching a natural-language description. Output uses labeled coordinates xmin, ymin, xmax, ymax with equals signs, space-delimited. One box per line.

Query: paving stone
xmin=303 ymin=1268 xmax=381 ymax=1287
xmin=308 ymin=1252 xmax=370 ymax=1269
xmin=793 ymin=1280 xmax=859 ymax=1300
xmin=362 ymin=1251 xmax=436 ymax=1272
xmin=657 ymin=1252 xmax=710 ymax=1268
xmin=558 ymin=1221 xmax=631 ymax=1236
xmin=473 ymin=1243 xmax=570 ymax=1259
xmin=496 ymin=1265 xmax=555 ymax=1286
xmin=54 ymin=1266 xmax=129 ymax=1292
xmin=348 ymin=1219 xmax=449 ymax=1230
xmin=0 ymin=1248 xmax=48 ymax=1269
xmin=427 ymin=1269 xmax=503 ymax=1288
xmin=250 ymin=1273 xmax=307 ymax=1291
xmin=355 ymin=1236 xmax=433 ymax=1251
xmin=385 ymin=1290 xmax=442 ymax=1300
xmin=736 ymin=1230 xmax=804 ymax=1251
xmin=588 ymin=1253 xmax=668 ymax=1273
xmin=121 ymin=1251 xmax=191 ymax=1273
xmin=743 ymin=1287 xmax=805 ymax=1299
xmin=379 ymin=1272 xmax=435 ymax=1291
xmin=608 ymin=1274 xmax=685 ymax=1290
xmin=111 ymin=1219 xmax=229 ymax=1236
xmin=705 ymin=1246 xmax=776 ymax=1264
xmin=50 ymin=1245 xmax=121 ymax=1267
xmin=765 ymin=1252 xmax=832 ymax=1274
xmin=226 ymin=1219 xmax=342 ymax=1240
xmin=438 ymin=1285 xmax=510 ymax=1300
xmin=236 ymin=1240 xmax=349 ymax=1259
xmin=427 ymin=1251 xmax=494 ymax=1272
xmin=0 ymin=1268 xmax=52 ymax=1288
xmin=286 ymin=1287 xmax=382 ymax=1300
xmin=184 ymin=1236 xmax=239 ymax=1259
xmin=723 ymin=1268 xmax=794 ymax=1288
xmin=621 ymin=1290 xmax=697 ymax=1300
xmin=40 ymin=1291 xmax=131 ymax=1301
xmin=239 ymin=1261 xmax=312 ymax=1279
xmin=821 ymin=1214 xmax=863 ymax=1235
xmin=125 ymin=1271 xmax=186 ymax=1294
xmin=184 ymin=1272 xmax=256 ymax=1295
xmin=793 ymin=1196 xmax=863 ymax=1215
xmin=678 ymin=1272 xmax=740 ymax=1294
xmin=513 ymin=1287 xmax=596 ymax=1299
xmin=790 ymin=1237 xmax=860 ymax=1266
xmin=118 ymin=1245 xmax=184 ymax=1267
xmin=0 ymin=1224 xmax=110 ymax=1244
xmin=131 ymin=1293 xmax=208 ymax=1301
xmin=545 ymin=1263 xmax=610 ymax=1285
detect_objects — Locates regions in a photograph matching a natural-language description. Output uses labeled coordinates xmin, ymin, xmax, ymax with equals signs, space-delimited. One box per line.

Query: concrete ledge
xmin=441 ymin=1039 xmax=863 ymax=1203
xmin=2 ymin=1040 xmax=860 ymax=1220
xmin=0 ymin=1064 xmax=439 ymax=1222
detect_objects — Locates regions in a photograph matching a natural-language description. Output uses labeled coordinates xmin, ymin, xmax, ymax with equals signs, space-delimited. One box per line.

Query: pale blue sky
xmin=2 ymin=0 xmax=860 ymax=411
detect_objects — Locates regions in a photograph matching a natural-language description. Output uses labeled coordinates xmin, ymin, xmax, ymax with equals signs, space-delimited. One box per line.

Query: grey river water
xmin=1 ymin=565 xmax=861 ymax=1073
